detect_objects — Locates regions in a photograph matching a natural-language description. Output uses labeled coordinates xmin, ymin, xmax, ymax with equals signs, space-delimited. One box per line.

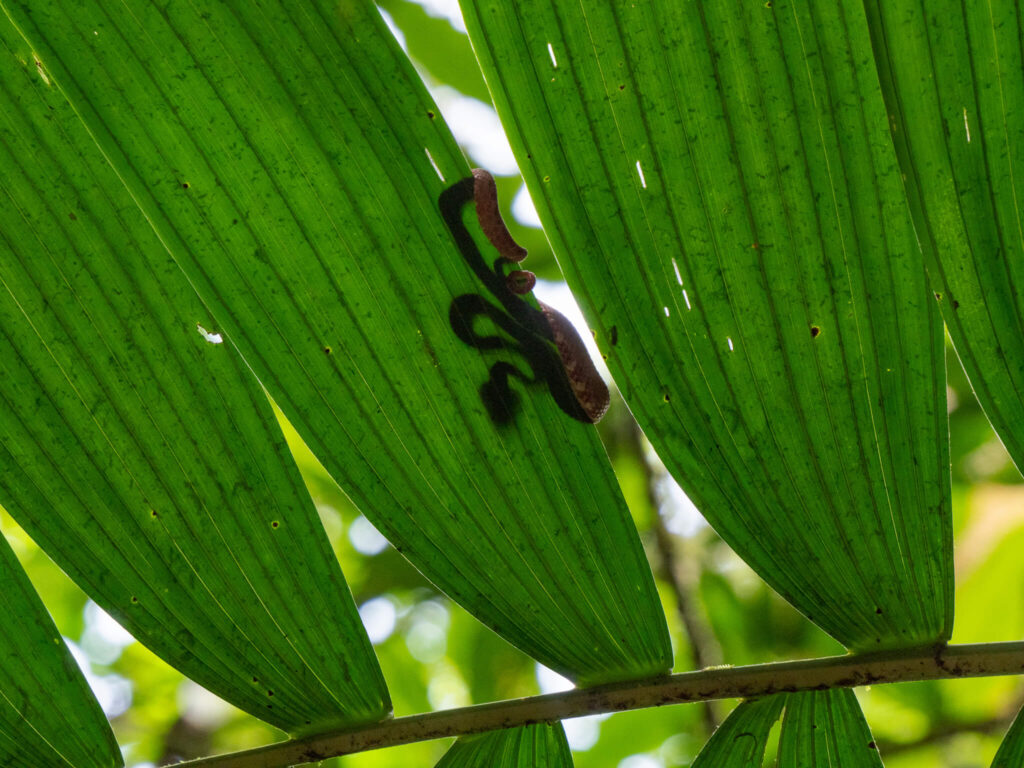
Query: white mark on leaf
xmin=727 ymin=336 xmax=734 ymax=351
xmin=425 ymin=148 xmax=445 ymax=181
xmin=682 ymin=289 xmax=691 ymax=310
xmin=547 ymin=42 xmax=558 ymax=68
xmin=963 ymin=107 xmax=971 ymax=143
xmin=672 ymin=257 xmax=683 ymax=286
xmin=663 ymin=306 xmax=670 ymax=317
xmin=636 ymin=160 xmax=647 ymax=189
xmin=196 ymin=323 xmax=223 ymax=344
xmin=34 ymin=57 xmax=50 ymax=86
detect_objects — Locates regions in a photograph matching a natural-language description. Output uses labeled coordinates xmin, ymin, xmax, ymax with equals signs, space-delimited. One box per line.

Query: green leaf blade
xmin=2 ymin=0 xmax=671 ymax=685
xmin=778 ymin=690 xmax=882 ymax=767
xmin=435 ymin=724 xmax=572 ymax=768
xmin=460 ymin=0 xmax=951 ymax=650
xmin=690 ymin=695 xmax=785 ymax=768
xmin=0 ymin=20 xmax=389 ymax=732
xmin=0 ymin=535 xmax=122 ymax=768
xmin=864 ymin=0 xmax=1024 ymax=474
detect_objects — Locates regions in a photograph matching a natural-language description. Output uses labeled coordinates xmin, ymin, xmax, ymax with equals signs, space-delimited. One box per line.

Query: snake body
xmin=471 ymin=168 xmax=610 ymax=423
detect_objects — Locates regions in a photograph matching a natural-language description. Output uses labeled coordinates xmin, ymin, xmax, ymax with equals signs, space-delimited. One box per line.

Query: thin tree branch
xmin=175 ymin=641 xmax=1024 ymax=768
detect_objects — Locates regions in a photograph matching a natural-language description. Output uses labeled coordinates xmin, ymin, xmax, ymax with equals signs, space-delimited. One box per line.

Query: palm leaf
xmin=459 ymin=0 xmax=951 ymax=650
xmin=863 ymin=0 xmax=1024 ymax=471
xmin=0 ymin=19 xmax=388 ymax=733
xmin=0 ymin=0 xmax=671 ymax=685
xmin=434 ymin=724 xmax=572 ymax=768
xmin=0 ymin=534 xmax=121 ymax=767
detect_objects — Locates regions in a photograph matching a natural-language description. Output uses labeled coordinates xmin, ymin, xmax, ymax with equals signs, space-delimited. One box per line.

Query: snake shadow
xmin=440 ymin=176 xmax=589 ymax=425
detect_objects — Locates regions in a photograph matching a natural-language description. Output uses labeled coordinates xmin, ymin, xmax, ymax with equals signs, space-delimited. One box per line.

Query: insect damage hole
xmin=672 ymin=257 xmax=683 ymax=286
xmin=196 ymin=323 xmax=224 ymax=344
xmin=34 ymin=57 xmax=51 ymax=86
xmin=636 ymin=160 xmax=647 ymax=189
xmin=424 ymin=148 xmax=445 ymax=181
xmin=547 ymin=42 xmax=558 ymax=68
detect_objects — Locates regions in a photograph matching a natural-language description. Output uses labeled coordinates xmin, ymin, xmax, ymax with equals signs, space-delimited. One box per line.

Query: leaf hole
xmin=810 ymin=325 xmax=821 ymax=338
xmin=424 ymin=148 xmax=445 ymax=181
xmin=271 ymin=521 xmax=280 ymax=529
xmin=547 ymin=42 xmax=558 ymax=68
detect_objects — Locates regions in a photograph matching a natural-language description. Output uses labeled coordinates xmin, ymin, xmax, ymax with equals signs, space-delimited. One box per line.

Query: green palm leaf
xmin=992 ymin=704 xmax=1024 ymax=768
xmin=459 ymin=0 xmax=951 ymax=650
xmin=0 ymin=21 xmax=388 ymax=732
xmin=0 ymin=534 xmax=121 ymax=767
xmin=690 ymin=696 xmax=785 ymax=768
xmin=778 ymin=690 xmax=882 ymax=766
xmin=0 ymin=0 xmax=670 ymax=685
xmin=435 ymin=725 xmax=571 ymax=768
xmin=863 ymin=0 xmax=1024 ymax=472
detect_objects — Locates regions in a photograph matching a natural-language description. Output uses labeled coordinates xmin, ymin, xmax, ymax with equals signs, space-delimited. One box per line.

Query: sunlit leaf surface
xmin=0 ymin=535 xmax=121 ymax=767
xmin=864 ymin=0 xmax=1024 ymax=474
xmin=0 ymin=0 xmax=671 ymax=685
xmin=0 ymin=20 xmax=389 ymax=732
xmin=460 ymin=0 xmax=951 ymax=650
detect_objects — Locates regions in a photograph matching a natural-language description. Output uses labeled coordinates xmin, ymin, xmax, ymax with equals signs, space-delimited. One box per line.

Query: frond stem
xmin=177 ymin=641 xmax=1024 ymax=768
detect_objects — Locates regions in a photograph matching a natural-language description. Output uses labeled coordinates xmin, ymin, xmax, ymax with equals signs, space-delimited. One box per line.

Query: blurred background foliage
xmin=2 ymin=1 xmax=1023 ymax=766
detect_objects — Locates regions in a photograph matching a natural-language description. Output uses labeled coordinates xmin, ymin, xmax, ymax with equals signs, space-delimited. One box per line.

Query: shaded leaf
xmin=0 ymin=533 xmax=121 ymax=768
xmin=460 ymin=0 xmax=951 ymax=650
xmin=0 ymin=0 xmax=671 ymax=684
xmin=691 ymin=696 xmax=785 ymax=768
xmin=992 ymin=704 xmax=1024 ymax=768
xmin=435 ymin=724 xmax=572 ymax=768
xmin=863 ymin=0 xmax=1024 ymax=473
xmin=0 ymin=22 xmax=388 ymax=733
xmin=778 ymin=690 xmax=882 ymax=767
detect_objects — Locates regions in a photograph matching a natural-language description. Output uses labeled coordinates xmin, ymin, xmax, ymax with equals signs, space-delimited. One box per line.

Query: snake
xmin=471 ymin=168 xmax=610 ymax=423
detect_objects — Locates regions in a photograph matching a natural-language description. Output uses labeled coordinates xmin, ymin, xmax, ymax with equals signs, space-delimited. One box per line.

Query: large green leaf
xmin=0 ymin=23 xmax=388 ymax=733
xmin=0 ymin=533 xmax=121 ymax=767
xmin=863 ymin=0 xmax=1024 ymax=472
xmin=0 ymin=0 xmax=670 ymax=684
xmin=435 ymin=724 xmax=572 ymax=768
xmin=690 ymin=696 xmax=785 ymax=768
xmin=778 ymin=690 xmax=882 ymax=767
xmin=460 ymin=0 xmax=951 ymax=650
xmin=992 ymin=704 xmax=1024 ymax=768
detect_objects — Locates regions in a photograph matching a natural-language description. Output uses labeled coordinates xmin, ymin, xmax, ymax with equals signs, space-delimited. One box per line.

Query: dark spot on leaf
xmin=765 ymin=1 xmax=773 ymax=6
xmin=267 ymin=690 xmax=274 ymax=696
xmin=232 ymin=218 xmax=238 ymax=225
xmin=609 ymin=325 xmax=618 ymax=346
xmin=543 ymin=175 xmax=551 ymax=183
xmin=875 ymin=607 xmax=883 ymax=614
xmin=324 ymin=346 xmax=332 ymax=355
xmin=150 ymin=510 xmax=158 ymax=518
xmin=619 ymin=84 xmax=625 ymax=90
xmin=181 ymin=182 xmax=190 ymax=189
xmin=271 ymin=521 xmax=280 ymax=529
xmin=811 ymin=325 xmax=821 ymax=337
xmin=68 ymin=212 xmax=77 ymax=221
xmin=953 ymin=300 xmax=960 ymax=309
xmin=426 ymin=110 xmax=435 ymax=119
xmin=130 ymin=596 xmax=139 ymax=604
xmin=252 ymin=677 xmax=259 ymax=683
xmin=934 ymin=292 xmax=942 ymax=300
xmin=867 ymin=741 xmax=877 ymax=750
xmin=663 ymin=393 xmax=671 ymax=402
